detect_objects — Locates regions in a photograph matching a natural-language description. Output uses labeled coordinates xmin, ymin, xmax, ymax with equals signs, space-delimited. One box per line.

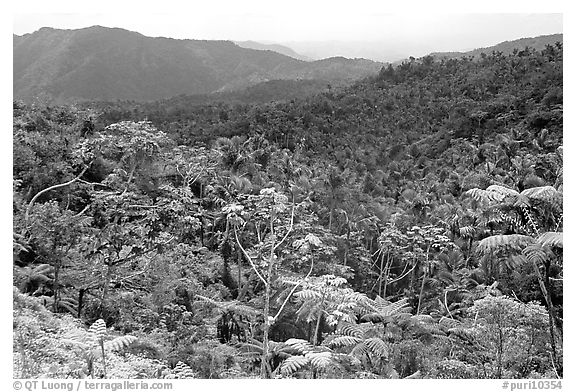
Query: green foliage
xmin=12 ymin=40 xmax=562 ymax=379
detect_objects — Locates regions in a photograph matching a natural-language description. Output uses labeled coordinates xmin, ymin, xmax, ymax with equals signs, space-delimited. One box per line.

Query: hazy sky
xmin=12 ymin=1 xmax=563 ymax=54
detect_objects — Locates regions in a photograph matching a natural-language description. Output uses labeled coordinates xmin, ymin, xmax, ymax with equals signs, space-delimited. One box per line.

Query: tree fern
xmin=361 ymin=297 xmax=411 ymax=322
xmin=277 ymin=344 xmax=339 ymax=376
xmin=195 ymin=295 xmax=260 ymax=317
xmin=62 ymin=319 xmax=137 ymax=378
xmin=16 ymin=263 xmax=54 ymax=294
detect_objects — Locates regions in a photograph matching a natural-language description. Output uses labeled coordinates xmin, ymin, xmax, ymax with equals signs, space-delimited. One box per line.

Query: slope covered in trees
xmin=13 ymin=26 xmax=382 ymax=102
xmin=13 ymin=42 xmax=563 ymax=379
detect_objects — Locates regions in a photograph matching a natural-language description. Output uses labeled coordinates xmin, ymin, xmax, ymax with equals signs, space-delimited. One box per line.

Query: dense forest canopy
xmin=13 ymin=42 xmax=563 ymax=379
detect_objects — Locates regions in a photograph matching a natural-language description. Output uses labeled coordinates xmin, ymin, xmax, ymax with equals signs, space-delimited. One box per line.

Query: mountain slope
xmin=13 ymin=26 xmax=382 ymax=102
xmin=234 ymin=40 xmax=312 ymax=61
xmin=428 ymin=34 xmax=562 ymax=60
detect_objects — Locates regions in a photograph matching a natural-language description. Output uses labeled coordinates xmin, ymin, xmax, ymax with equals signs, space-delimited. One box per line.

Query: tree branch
xmin=234 ymin=225 xmax=267 ymax=287
xmin=24 ymin=161 xmax=93 ymax=228
xmin=387 ymin=263 xmax=416 ymax=285
xmin=273 ymin=199 xmax=296 ymax=252
xmin=73 ymin=204 xmax=91 ymax=218
xmin=272 ymin=256 xmax=314 ymax=323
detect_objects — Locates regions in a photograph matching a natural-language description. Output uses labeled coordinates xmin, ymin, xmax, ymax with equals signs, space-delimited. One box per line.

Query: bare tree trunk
xmin=313 ymin=310 xmax=323 ymax=346
xmin=531 ymin=259 xmax=561 ymax=375
xmin=99 ymin=261 xmax=113 ymax=318
xmin=261 ymin=282 xmax=271 ymax=378
xmin=416 ymin=272 xmax=426 ymax=315
xmin=381 ymin=253 xmax=391 ymax=298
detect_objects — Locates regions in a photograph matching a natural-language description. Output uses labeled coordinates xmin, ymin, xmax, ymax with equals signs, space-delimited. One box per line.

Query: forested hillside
xmin=13 ymin=42 xmax=563 ymax=379
xmin=13 ymin=26 xmax=382 ymax=102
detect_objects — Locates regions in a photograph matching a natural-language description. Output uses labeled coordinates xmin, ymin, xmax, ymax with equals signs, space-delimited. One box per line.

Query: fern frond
xmin=88 ymin=319 xmax=107 ymax=342
xmin=284 ymin=338 xmax=314 ymax=354
xmin=295 ymin=289 xmax=322 ymax=301
xmin=364 ymin=338 xmax=389 ymax=358
xmin=411 ymin=314 xmax=434 ymax=323
xmin=60 ymin=336 xmax=91 ymax=349
xmin=237 ymin=342 xmax=264 ymax=357
xmin=195 ymin=295 xmax=260 ymax=317
xmin=537 ymin=232 xmax=563 ymax=248
xmin=306 ymin=351 xmax=334 ymax=369
xmin=522 ymin=244 xmax=556 ymax=267
xmin=476 ymin=234 xmax=534 ymax=255
xmin=459 ymin=226 xmax=476 ymax=238
xmin=418 ymin=323 xmax=447 ymax=336
xmin=362 ymin=297 xmax=410 ymax=322
xmin=337 ymin=322 xmax=364 ymax=338
xmin=521 ymin=186 xmax=560 ymax=202
xmin=486 ymin=185 xmax=520 ymax=199
xmin=280 ymin=355 xmax=309 ymax=375
xmin=439 ymin=316 xmax=461 ymax=330
xmin=350 ymin=342 xmax=368 ymax=357
xmin=104 ymin=335 xmax=137 ymax=351
xmin=464 ymin=189 xmax=492 ymax=203
xmin=173 ymin=361 xmax=196 ymax=379
xmin=465 ymin=186 xmax=518 ymax=203
xmin=326 ymin=335 xmax=363 ymax=348
xmin=448 ymin=327 xmax=477 ymax=342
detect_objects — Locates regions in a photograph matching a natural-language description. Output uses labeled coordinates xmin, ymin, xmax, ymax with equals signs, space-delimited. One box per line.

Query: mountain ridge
xmin=428 ymin=34 xmax=563 ymax=60
xmin=13 ymin=26 xmax=382 ymax=102
xmin=234 ymin=40 xmax=312 ymax=61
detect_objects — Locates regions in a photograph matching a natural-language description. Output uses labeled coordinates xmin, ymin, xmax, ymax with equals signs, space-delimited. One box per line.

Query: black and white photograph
xmin=10 ymin=1 xmax=567 ymax=389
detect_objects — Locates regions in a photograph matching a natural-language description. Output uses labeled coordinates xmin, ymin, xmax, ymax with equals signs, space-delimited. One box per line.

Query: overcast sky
xmin=12 ymin=1 xmax=563 ymax=54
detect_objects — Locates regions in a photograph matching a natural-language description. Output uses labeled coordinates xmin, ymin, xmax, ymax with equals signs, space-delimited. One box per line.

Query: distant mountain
xmin=13 ymin=26 xmax=382 ymax=102
xmin=428 ymin=34 xmax=563 ymax=60
xmin=234 ymin=41 xmax=312 ymax=61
